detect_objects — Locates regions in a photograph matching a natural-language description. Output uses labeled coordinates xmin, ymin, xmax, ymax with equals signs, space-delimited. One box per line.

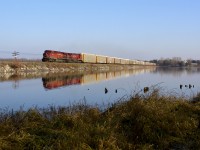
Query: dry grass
xmin=0 ymin=91 xmax=199 ymax=149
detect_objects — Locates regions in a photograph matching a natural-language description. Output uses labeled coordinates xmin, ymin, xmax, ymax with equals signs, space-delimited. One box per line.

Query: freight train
xmin=42 ymin=50 xmax=156 ymax=66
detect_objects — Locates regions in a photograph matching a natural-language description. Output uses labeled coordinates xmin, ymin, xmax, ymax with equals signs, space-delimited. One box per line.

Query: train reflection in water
xmin=42 ymin=74 xmax=82 ymax=89
xmin=42 ymin=68 xmax=156 ymax=90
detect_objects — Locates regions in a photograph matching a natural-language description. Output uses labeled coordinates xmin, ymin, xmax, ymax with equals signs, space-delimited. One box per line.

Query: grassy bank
xmin=0 ymin=91 xmax=200 ymax=149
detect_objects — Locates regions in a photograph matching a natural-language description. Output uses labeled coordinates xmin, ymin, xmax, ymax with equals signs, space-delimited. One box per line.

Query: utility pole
xmin=11 ymin=51 xmax=20 ymax=88
xmin=12 ymin=51 xmax=20 ymax=70
xmin=12 ymin=51 xmax=19 ymax=60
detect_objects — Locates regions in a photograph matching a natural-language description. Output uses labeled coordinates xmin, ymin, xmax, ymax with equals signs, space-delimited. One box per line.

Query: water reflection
xmin=154 ymin=67 xmax=200 ymax=76
xmin=42 ymin=74 xmax=82 ymax=89
xmin=42 ymin=68 xmax=156 ymax=90
xmin=0 ymin=72 xmax=49 ymax=82
xmin=0 ymin=72 xmax=49 ymax=89
xmin=1 ymin=67 xmax=200 ymax=91
xmin=1 ymin=66 xmax=200 ymax=110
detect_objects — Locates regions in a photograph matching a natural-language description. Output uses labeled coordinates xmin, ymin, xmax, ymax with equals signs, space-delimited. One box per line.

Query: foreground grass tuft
xmin=0 ymin=92 xmax=200 ymax=149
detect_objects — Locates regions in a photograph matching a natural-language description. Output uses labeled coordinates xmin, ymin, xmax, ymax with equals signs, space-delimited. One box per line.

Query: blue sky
xmin=0 ymin=0 xmax=200 ymax=60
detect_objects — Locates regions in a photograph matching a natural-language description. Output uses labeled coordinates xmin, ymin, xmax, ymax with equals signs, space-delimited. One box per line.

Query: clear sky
xmin=0 ymin=0 xmax=200 ymax=60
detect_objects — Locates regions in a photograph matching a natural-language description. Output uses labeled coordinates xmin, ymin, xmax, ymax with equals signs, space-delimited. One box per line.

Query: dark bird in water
xmin=189 ymin=84 xmax=192 ymax=89
xmin=180 ymin=84 xmax=183 ymax=89
xmin=105 ymin=88 xmax=108 ymax=94
xmin=115 ymin=89 xmax=117 ymax=93
xmin=143 ymin=87 xmax=149 ymax=93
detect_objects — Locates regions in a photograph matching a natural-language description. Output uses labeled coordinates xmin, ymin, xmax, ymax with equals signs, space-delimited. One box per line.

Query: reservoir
xmin=0 ymin=67 xmax=200 ymax=110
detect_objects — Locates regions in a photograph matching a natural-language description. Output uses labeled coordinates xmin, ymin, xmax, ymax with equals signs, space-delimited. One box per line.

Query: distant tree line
xmin=150 ymin=57 xmax=200 ymax=67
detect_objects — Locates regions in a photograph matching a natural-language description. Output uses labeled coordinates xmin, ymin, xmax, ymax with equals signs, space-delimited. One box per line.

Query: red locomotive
xmin=42 ymin=50 xmax=82 ymax=63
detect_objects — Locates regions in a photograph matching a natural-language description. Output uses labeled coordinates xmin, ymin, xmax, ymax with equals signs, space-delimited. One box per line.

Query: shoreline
xmin=0 ymin=60 xmax=156 ymax=73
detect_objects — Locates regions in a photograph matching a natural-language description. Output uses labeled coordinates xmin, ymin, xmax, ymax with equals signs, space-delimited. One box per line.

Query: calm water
xmin=0 ymin=67 xmax=200 ymax=110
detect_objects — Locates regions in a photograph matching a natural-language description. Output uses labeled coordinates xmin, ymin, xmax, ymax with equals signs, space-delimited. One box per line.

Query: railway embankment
xmin=0 ymin=61 xmax=156 ymax=74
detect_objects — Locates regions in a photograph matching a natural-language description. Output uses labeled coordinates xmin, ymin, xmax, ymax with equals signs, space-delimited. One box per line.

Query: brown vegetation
xmin=0 ymin=91 xmax=199 ymax=149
